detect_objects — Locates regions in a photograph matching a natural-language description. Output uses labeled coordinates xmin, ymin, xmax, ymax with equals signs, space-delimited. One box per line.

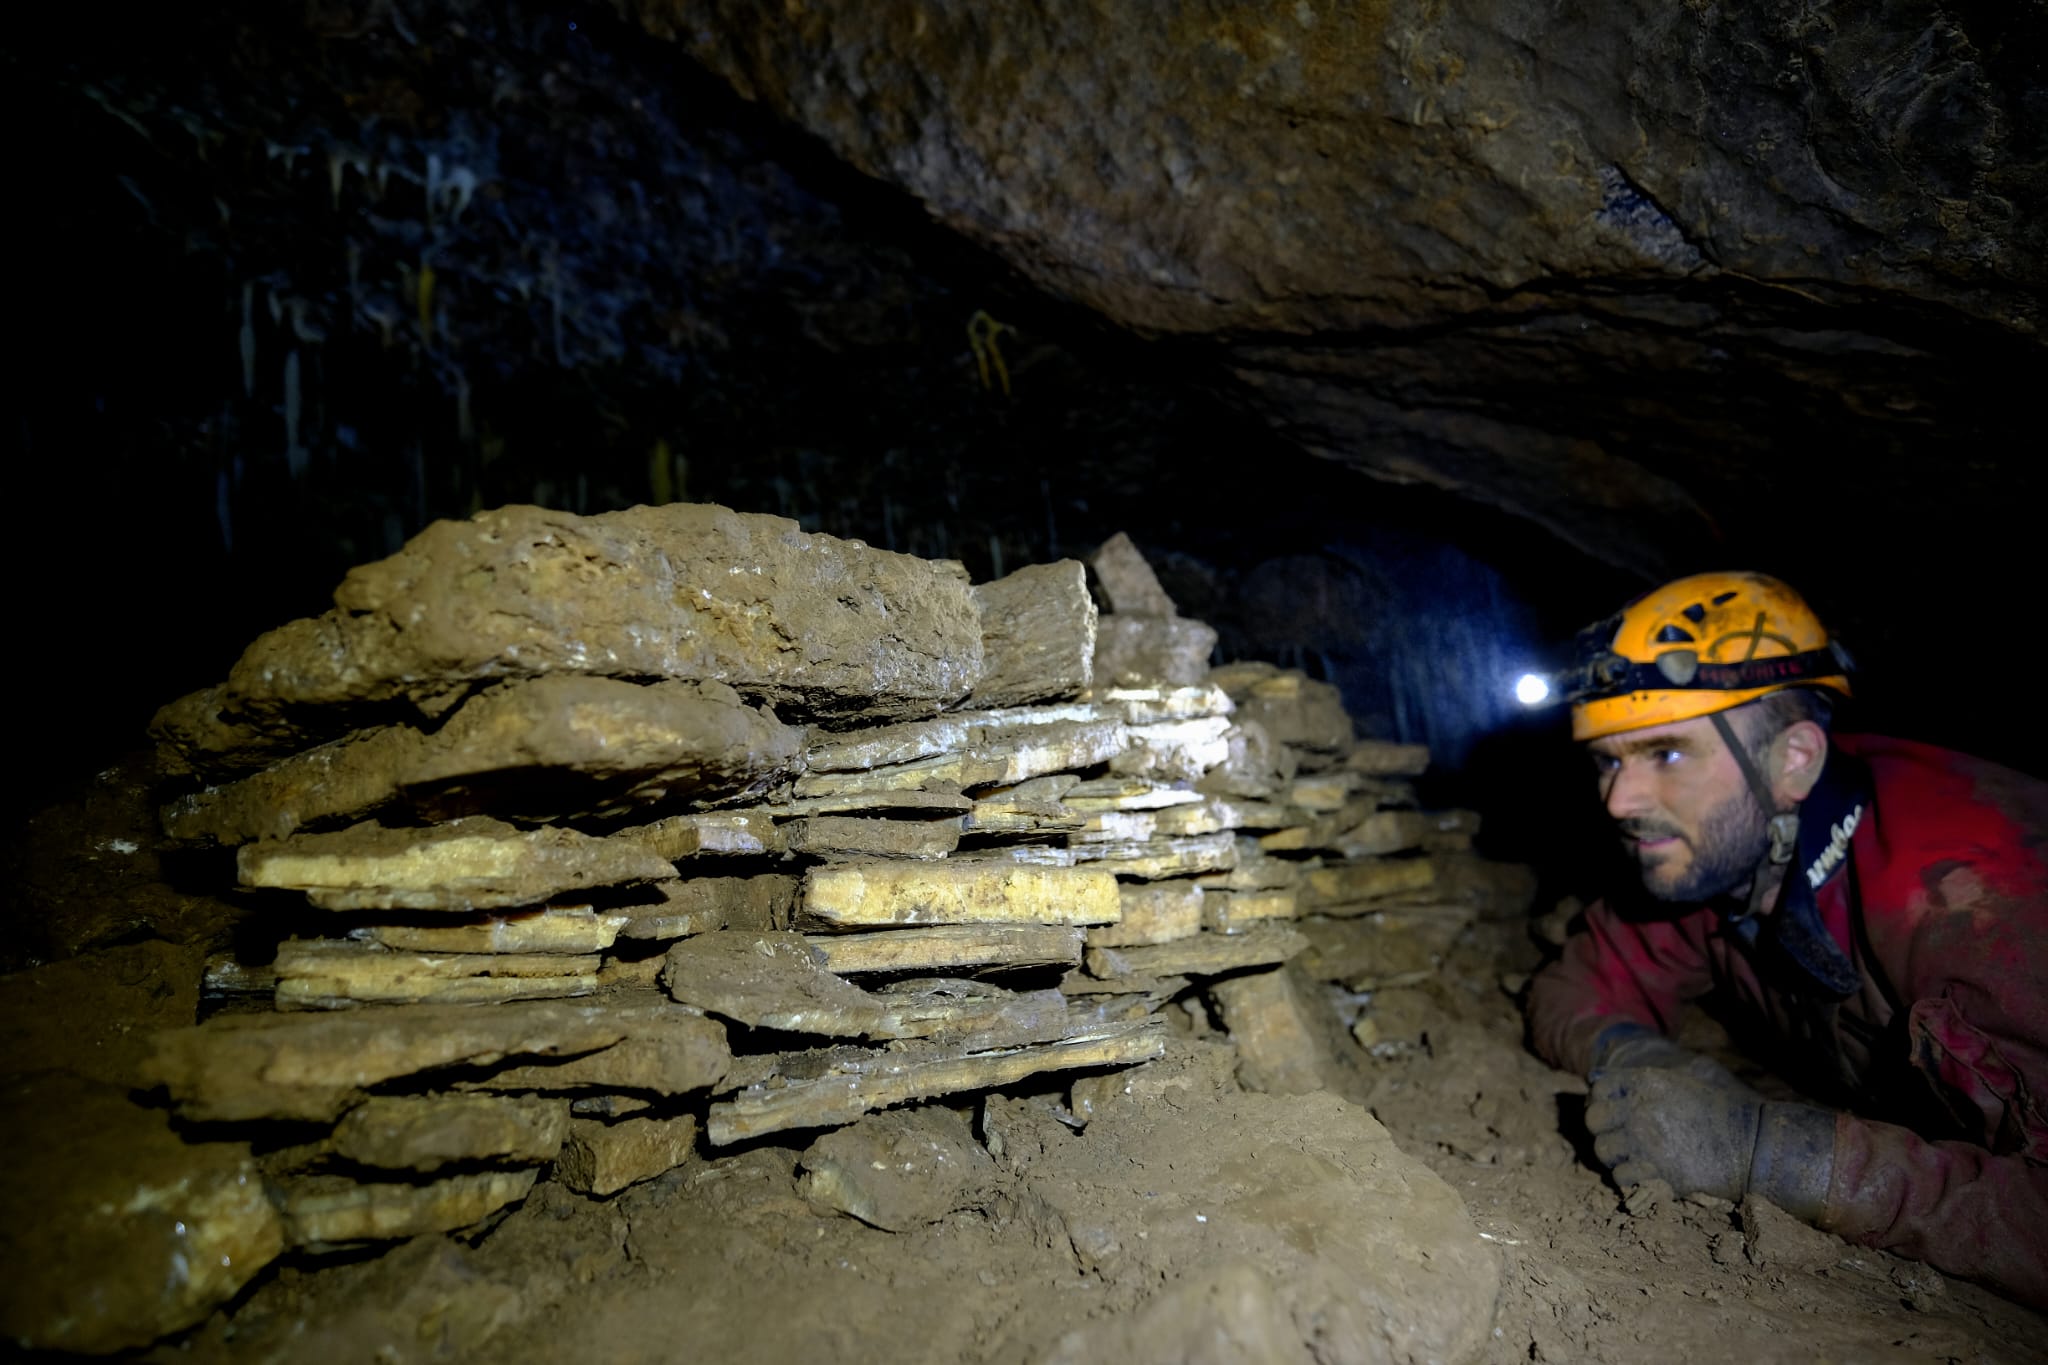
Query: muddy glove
xmin=1587 ymin=1020 xmax=1760 ymax=1100
xmin=1584 ymin=1067 xmax=1836 ymax=1218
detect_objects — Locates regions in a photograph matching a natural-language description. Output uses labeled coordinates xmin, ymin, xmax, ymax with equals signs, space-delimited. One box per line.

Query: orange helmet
xmin=1564 ymin=572 xmax=1852 ymax=741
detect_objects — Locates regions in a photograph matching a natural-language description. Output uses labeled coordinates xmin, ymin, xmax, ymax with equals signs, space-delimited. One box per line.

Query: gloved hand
xmin=1587 ymin=1020 xmax=1760 ymax=1100
xmin=1584 ymin=1067 xmax=1837 ymax=1218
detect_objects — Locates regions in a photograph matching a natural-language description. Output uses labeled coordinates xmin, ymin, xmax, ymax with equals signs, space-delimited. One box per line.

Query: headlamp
xmin=1510 ymin=632 xmax=1852 ymax=711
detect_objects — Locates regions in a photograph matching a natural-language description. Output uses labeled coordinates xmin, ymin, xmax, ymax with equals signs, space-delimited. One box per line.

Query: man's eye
xmin=1591 ymin=754 xmax=1619 ymax=775
xmin=1656 ymin=749 xmax=1683 ymax=765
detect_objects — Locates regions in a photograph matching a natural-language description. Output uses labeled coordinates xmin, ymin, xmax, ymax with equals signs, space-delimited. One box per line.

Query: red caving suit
xmin=1528 ymin=735 xmax=2048 ymax=1306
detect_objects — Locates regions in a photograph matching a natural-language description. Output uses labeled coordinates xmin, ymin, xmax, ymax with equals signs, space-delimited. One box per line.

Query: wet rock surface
xmin=0 ymin=1073 xmax=284 ymax=1355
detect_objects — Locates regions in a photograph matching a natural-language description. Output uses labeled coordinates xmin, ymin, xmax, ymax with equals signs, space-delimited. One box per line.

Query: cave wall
xmin=9 ymin=0 xmax=2043 ymax=817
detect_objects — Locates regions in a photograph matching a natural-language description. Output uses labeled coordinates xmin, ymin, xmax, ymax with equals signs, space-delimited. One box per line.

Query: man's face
xmin=1586 ymin=714 xmax=1770 ymax=903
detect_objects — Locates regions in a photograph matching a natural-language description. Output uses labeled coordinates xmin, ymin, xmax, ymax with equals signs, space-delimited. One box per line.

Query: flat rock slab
xmin=778 ymin=788 xmax=978 ymax=818
xmin=614 ymin=875 xmax=799 ymax=939
xmin=1064 ymin=776 xmax=1209 ymax=811
xmin=1295 ymin=909 xmax=1476 ymax=989
xmin=663 ymin=930 xmax=1067 ymax=1045
xmin=1075 ymin=831 xmax=1238 ymax=880
xmin=636 ymin=811 xmax=785 ymax=858
xmin=1197 ymin=841 xmax=1308 ymax=892
xmin=273 ymin=941 xmax=601 ymax=1010
xmin=161 ymin=676 xmax=802 ymax=845
xmin=1209 ymin=962 xmax=1370 ymax=1099
xmin=1203 ymin=887 xmax=1300 ymax=933
xmin=661 ymin=931 xmax=886 ymax=1035
xmin=1108 ymin=716 xmax=1234 ymax=783
xmin=1092 ymin=614 xmax=1218 ymax=687
xmin=1058 ymin=970 xmax=1193 ymax=1005
xmin=797 ymin=862 xmax=1121 ymax=929
xmin=0 ymin=1072 xmax=286 ymax=1355
xmin=1232 ymin=672 xmax=1354 ymax=756
xmin=1258 ymin=799 xmax=1379 ymax=855
xmin=1194 ymin=716 xmax=1298 ymax=799
xmin=448 ymin=1008 xmax=736 ymax=1097
xmin=1300 ymin=857 xmax=1440 ymax=913
xmin=795 ymin=718 xmax=1127 ymax=800
xmin=239 ymin=816 xmax=678 ymax=912
xmin=965 ymin=560 xmax=1097 ymax=709
xmin=1085 ymin=926 xmax=1308 ymax=981
xmin=274 ymin=1168 xmax=539 ymax=1248
xmin=1333 ymin=808 xmax=1477 ymax=859
xmin=142 ymin=998 xmax=731 ymax=1123
xmin=1087 ymin=881 xmax=1205 ymax=948
xmin=330 ymin=1095 xmax=571 ymax=1171
xmin=782 ymin=814 xmax=961 ymax=860
xmin=805 ymin=705 xmax=1111 ymax=772
xmin=184 ymin=502 xmax=984 ymax=745
xmin=804 ymin=924 xmax=1084 ymax=974
xmin=1021 ymin=1090 xmax=1498 ymax=1365
xmin=1343 ymin=740 xmax=1434 ymax=776
xmin=369 ymin=907 xmax=630 ymax=956
xmin=556 ymin=1112 xmax=701 ymax=1196
xmin=707 ymin=1019 xmax=1166 ymax=1144
xmin=1100 ymin=684 xmax=1234 ymax=724
xmin=1088 ymin=532 xmax=1179 ymax=616
xmin=798 ymin=1105 xmax=997 ymax=1231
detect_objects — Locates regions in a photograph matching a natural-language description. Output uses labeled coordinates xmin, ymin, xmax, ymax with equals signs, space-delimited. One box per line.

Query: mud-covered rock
xmin=1092 ymin=614 xmax=1219 ymax=687
xmin=964 ymin=560 xmax=1097 ymax=709
xmin=237 ymin=815 xmax=679 ymax=912
xmin=162 ymin=677 xmax=803 ymax=844
xmin=142 ymin=998 xmax=730 ymax=1123
xmin=1018 ymin=1088 xmax=1500 ymax=1364
xmin=1210 ymin=962 xmax=1370 ymax=1099
xmin=556 ymin=1112 xmax=702 ymax=1196
xmin=797 ymin=1105 xmax=997 ymax=1231
xmin=157 ymin=503 xmax=983 ymax=770
xmin=331 ymin=1095 xmax=572 ymax=1171
xmin=1088 ymin=531 xmax=1180 ymax=617
xmin=662 ymin=931 xmax=886 ymax=1036
xmin=0 ymin=1072 xmax=286 ymax=1354
xmin=274 ymin=1168 xmax=540 ymax=1247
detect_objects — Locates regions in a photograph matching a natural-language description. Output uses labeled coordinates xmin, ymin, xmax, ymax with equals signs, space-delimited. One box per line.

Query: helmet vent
xmin=1711 ymin=591 xmax=1739 ymax=606
xmin=1681 ymin=603 xmax=1707 ymax=623
xmin=1654 ymin=624 xmax=1695 ymax=643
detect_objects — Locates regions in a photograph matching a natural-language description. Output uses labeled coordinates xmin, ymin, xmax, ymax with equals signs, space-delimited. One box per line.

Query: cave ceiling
xmin=636 ymin=0 xmax=2044 ymax=578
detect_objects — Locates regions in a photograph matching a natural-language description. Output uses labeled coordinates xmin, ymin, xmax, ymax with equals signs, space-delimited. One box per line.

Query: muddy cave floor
xmin=7 ymin=770 xmax=2046 ymax=1365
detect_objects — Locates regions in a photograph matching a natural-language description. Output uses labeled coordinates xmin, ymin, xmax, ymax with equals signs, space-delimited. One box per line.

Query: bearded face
xmin=1617 ymin=776 xmax=1772 ymax=902
xmin=1588 ymin=716 xmax=1781 ymax=905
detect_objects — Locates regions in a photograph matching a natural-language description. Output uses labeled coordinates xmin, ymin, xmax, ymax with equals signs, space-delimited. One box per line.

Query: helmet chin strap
xmin=1708 ymin=710 xmax=1800 ymax=922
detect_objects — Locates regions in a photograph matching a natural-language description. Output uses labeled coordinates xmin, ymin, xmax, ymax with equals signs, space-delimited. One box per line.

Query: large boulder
xmin=155 ymin=502 xmax=985 ymax=774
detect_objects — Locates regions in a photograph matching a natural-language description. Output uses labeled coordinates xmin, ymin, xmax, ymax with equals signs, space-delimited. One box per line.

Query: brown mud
xmin=7 ymin=766 xmax=2044 ymax=1365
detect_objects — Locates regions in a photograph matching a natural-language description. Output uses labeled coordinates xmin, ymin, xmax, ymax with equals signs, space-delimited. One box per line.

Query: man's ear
xmin=1774 ymin=720 xmax=1829 ymax=802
